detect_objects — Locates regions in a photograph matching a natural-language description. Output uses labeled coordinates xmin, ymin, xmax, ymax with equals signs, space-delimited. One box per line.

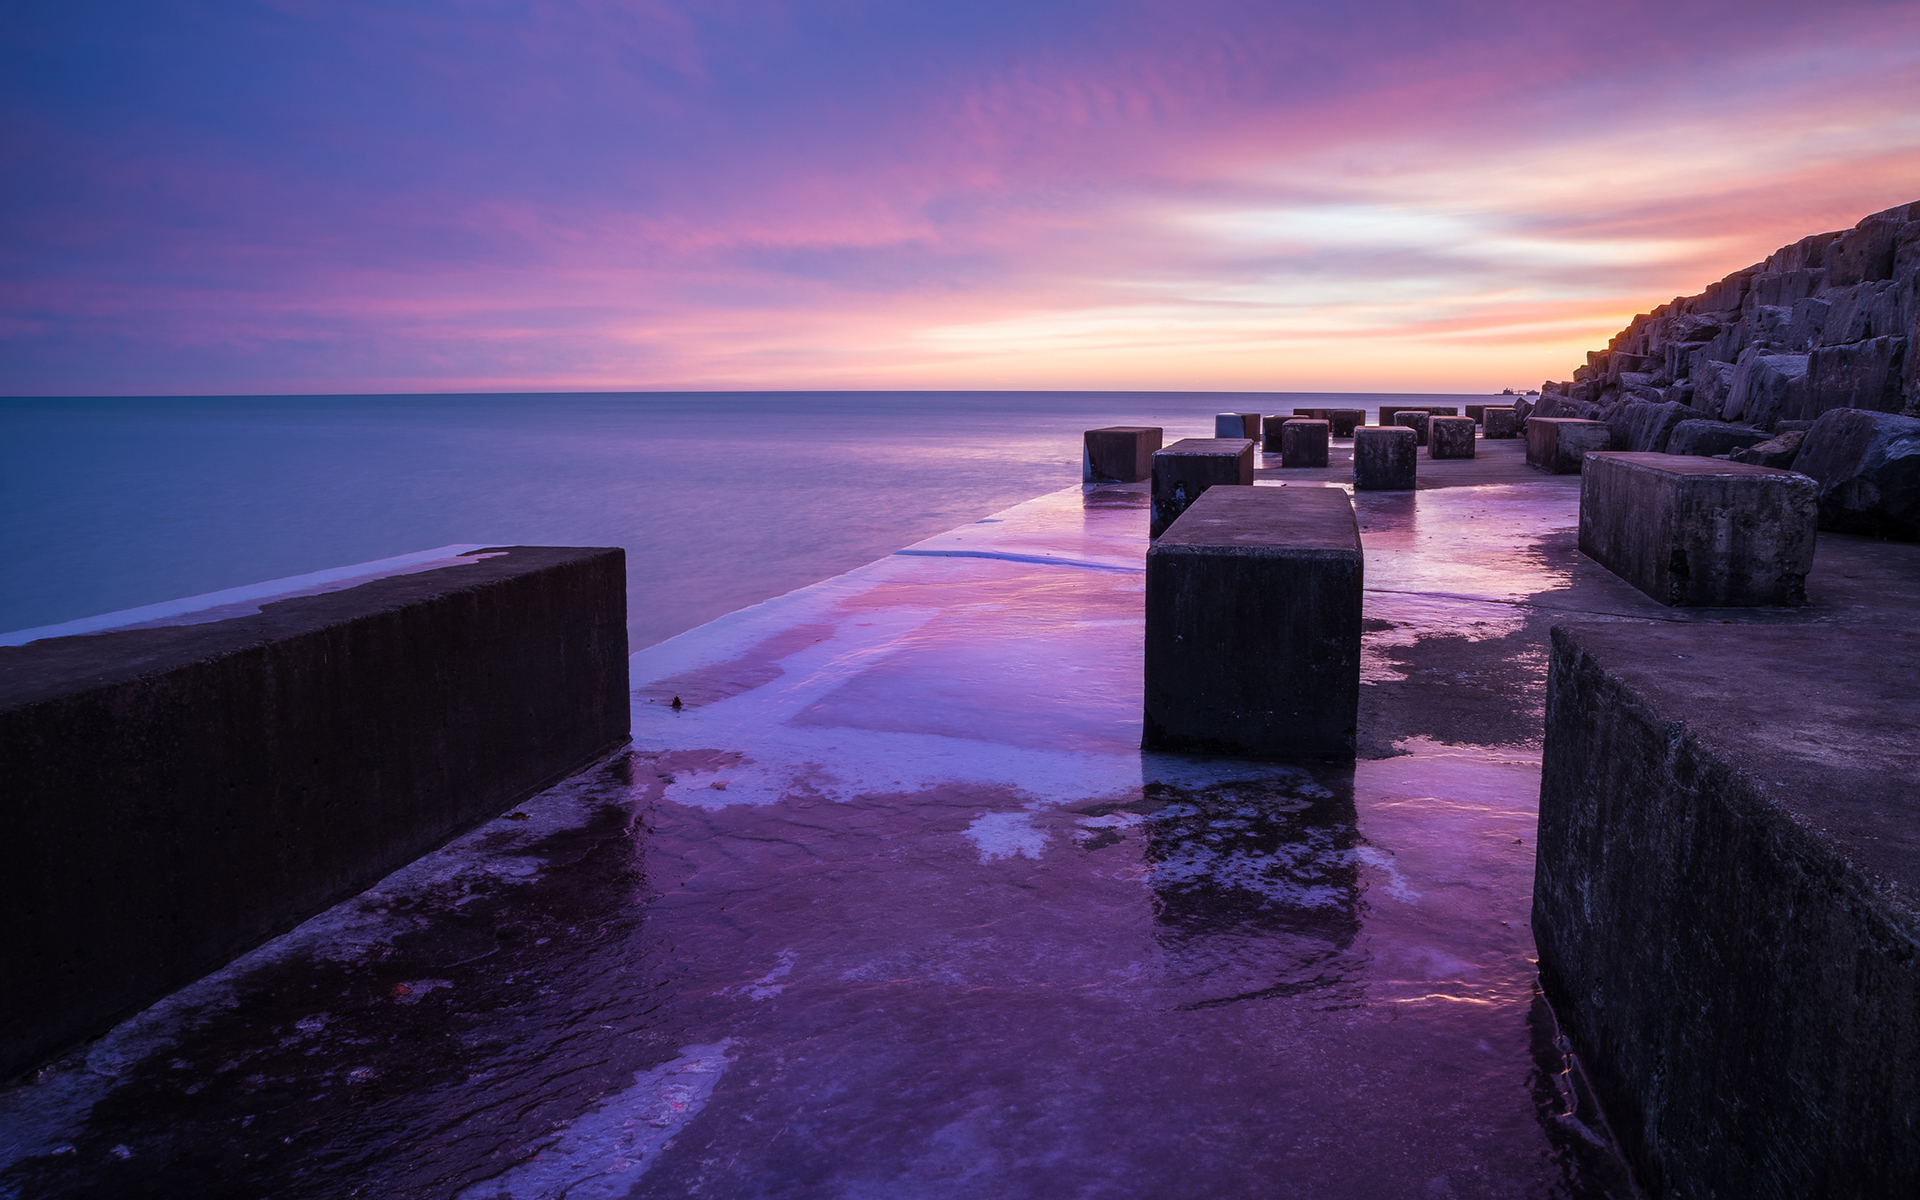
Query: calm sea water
xmin=1 ymin=392 xmax=1501 ymax=649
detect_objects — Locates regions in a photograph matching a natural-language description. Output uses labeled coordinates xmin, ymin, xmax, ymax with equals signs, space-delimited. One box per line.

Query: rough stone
xmin=1792 ymin=407 xmax=1920 ymax=540
xmin=1665 ymin=419 xmax=1770 ymax=458
xmin=1482 ymin=407 xmax=1519 ymax=439
xmin=1353 ymin=426 xmax=1417 ymax=490
xmin=1723 ymin=352 xmax=1808 ymax=426
xmin=1534 ymin=622 xmax=1920 ymax=1199
xmin=1609 ymin=400 xmax=1692 ymax=453
xmin=1261 ymin=414 xmax=1296 ymax=453
xmin=1151 ymin=437 xmax=1255 ymax=537
xmin=1280 ymin=419 xmax=1331 ymax=468
xmin=1798 ymin=336 xmax=1907 ymax=418
xmin=1525 ymin=417 xmax=1612 ymax=474
xmin=1577 ymin=453 xmax=1816 ymax=606
xmin=1428 ymin=416 xmax=1475 ymax=459
xmin=0 ymin=547 xmax=632 ymax=1077
xmin=1328 ymin=408 xmax=1364 ymax=437
xmin=1143 ymin=487 xmax=1362 ymax=761
xmin=1464 ymin=405 xmax=1487 ymax=424
xmin=1391 ymin=410 xmax=1430 ymax=446
xmin=1692 ymin=360 xmax=1737 ymax=418
xmin=1727 ymin=429 xmax=1806 ymax=469
xmin=1082 ymin=426 xmax=1163 ymax=482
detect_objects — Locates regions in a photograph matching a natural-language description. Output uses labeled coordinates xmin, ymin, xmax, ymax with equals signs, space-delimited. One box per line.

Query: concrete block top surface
xmin=1158 ymin=437 xmax=1255 ymax=457
xmin=1089 ymin=425 xmax=1162 ymax=435
xmin=0 ymin=546 xmax=623 ymax=710
xmin=1584 ymin=451 xmax=1815 ymax=483
xmin=1153 ymin=486 xmax=1360 ymax=557
xmin=1551 ymin=621 xmax=1920 ymax=919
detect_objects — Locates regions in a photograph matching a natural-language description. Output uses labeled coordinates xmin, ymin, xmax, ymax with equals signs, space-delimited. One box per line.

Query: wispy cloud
xmin=3 ymin=0 xmax=1917 ymax=394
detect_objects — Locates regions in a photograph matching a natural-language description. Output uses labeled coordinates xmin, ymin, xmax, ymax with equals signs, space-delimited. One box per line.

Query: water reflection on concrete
xmin=1 ymin=440 xmax=1650 ymax=1199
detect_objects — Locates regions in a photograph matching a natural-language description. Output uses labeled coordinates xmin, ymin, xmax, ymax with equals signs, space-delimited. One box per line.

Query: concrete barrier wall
xmin=0 ymin=547 xmax=630 ymax=1077
xmin=1533 ymin=622 xmax=1919 ymax=1198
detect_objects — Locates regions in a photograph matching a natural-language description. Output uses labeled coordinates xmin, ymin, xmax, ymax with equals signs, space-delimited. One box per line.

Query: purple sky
xmin=5 ymin=0 xmax=1919 ymax=394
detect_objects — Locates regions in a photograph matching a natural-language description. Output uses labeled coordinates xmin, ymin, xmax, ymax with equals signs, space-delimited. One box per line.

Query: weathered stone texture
xmin=1792 ymin=408 xmax=1920 ymax=540
xmin=1665 ymin=419 xmax=1769 ymax=458
xmin=1534 ymin=622 xmax=1920 ymax=1200
xmin=1526 ymin=417 xmax=1611 ymax=473
xmin=1279 ymin=418 xmax=1330 ymax=468
xmin=1353 ymin=426 xmax=1417 ymax=490
xmin=1143 ymin=487 xmax=1362 ymax=761
xmin=1577 ymin=453 xmax=1816 ymax=606
xmin=1083 ymin=426 xmax=1163 ymax=482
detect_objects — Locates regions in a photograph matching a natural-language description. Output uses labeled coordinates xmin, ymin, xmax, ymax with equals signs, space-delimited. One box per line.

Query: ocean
xmin=0 ymin=391 xmax=1504 ymax=648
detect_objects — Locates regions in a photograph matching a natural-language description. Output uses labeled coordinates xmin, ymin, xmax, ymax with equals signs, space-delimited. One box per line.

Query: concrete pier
xmin=1142 ymin=486 xmax=1361 ymax=760
xmin=1429 ymin=416 xmax=1475 ymax=459
xmin=1527 ymin=417 xmax=1612 ymax=474
xmin=1483 ymin=407 xmax=1519 ymax=439
xmin=1279 ymin=418 xmax=1330 ymax=468
xmin=0 ymin=547 xmax=630 ymax=1077
xmin=1150 ymin=437 xmax=1255 ymax=536
xmin=1329 ymin=408 xmax=1364 ymax=437
xmin=1578 ymin=453 xmax=1817 ymax=607
xmin=1535 ymin=622 xmax=1920 ymax=1198
xmin=1353 ymin=426 xmax=1417 ymax=490
xmin=1083 ymin=426 xmax=1164 ymax=482
xmin=1392 ymin=410 xmax=1431 ymax=446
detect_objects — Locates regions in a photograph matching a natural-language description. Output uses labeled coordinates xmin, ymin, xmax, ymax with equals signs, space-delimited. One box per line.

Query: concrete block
xmin=1143 ymin=487 xmax=1362 ymax=761
xmin=1578 ymin=453 xmax=1816 ymax=606
xmin=1260 ymin=414 xmax=1296 ymax=453
xmin=1082 ymin=426 xmax=1163 ymax=482
xmin=1482 ymin=407 xmax=1519 ymax=439
xmin=1151 ymin=437 xmax=1255 ymax=537
xmin=1465 ymin=405 xmax=1487 ymax=423
xmin=1353 ymin=426 xmax=1417 ymax=490
xmin=1328 ymin=409 xmax=1364 ymax=437
xmin=1280 ymin=419 xmax=1330 ymax=468
xmin=1293 ymin=407 xmax=1330 ymax=419
xmin=1392 ymin=410 xmax=1430 ymax=446
xmin=1534 ymin=622 xmax=1920 ymax=1198
xmin=0 ymin=547 xmax=631 ymax=1077
xmin=1526 ymin=417 xmax=1612 ymax=473
xmin=1428 ymin=416 xmax=1475 ymax=459
xmin=1238 ymin=412 xmax=1262 ymax=440
xmin=1214 ymin=413 xmax=1245 ymax=438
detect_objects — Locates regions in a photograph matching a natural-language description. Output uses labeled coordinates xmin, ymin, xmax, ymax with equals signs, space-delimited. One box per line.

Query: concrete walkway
xmin=5 ymin=435 xmax=1913 ymax=1199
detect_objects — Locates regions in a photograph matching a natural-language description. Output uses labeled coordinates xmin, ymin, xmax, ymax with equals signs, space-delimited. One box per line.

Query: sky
xmin=4 ymin=0 xmax=1920 ymax=396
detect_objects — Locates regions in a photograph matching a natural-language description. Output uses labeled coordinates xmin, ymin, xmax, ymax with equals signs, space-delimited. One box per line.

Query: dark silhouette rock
xmin=1792 ymin=408 xmax=1920 ymax=539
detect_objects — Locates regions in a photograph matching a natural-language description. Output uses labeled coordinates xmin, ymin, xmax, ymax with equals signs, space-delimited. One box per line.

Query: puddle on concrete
xmin=3 ymin=452 xmax=1660 ymax=1199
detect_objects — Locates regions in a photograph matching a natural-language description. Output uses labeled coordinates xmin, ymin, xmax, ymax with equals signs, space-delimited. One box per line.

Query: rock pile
xmin=1526 ymin=200 xmax=1920 ymax=539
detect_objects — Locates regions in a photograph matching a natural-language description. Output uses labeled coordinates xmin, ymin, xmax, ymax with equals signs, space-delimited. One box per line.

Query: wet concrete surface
xmin=6 ymin=435 xmax=1916 ymax=1199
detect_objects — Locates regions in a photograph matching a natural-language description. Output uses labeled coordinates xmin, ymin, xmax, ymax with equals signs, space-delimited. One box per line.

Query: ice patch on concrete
xmin=1356 ymin=847 xmax=1422 ymax=902
xmin=723 ymin=952 xmax=796 ymax=1001
xmin=965 ymin=812 xmax=1049 ymax=861
xmin=455 ymin=1040 xmax=734 ymax=1200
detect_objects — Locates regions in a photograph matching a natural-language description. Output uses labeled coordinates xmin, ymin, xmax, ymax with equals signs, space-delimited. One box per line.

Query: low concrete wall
xmin=1534 ymin=622 xmax=1919 ymax=1198
xmin=0 ymin=547 xmax=630 ymax=1077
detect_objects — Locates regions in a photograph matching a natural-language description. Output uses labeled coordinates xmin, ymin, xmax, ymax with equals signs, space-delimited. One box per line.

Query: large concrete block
xmin=1578 ymin=453 xmax=1816 ymax=606
xmin=1150 ymin=437 xmax=1255 ymax=537
xmin=1392 ymin=410 xmax=1431 ymax=446
xmin=1261 ymin=414 xmax=1296 ymax=452
xmin=1482 ymin=407 xmax=1519 ymax=439
xmin=1428 ymin=416 xmax=1475 ymax=459
xmin=1526 ymin=417 xmax=1612 ymax=473
xmin=0 ymin=547 xmax=631 ymax=1077
xmin=1143 ymin=487 xmax=1362 ymax=761
xmin=1238 ymin=412 xmax=1262 ymax=439
xmin=1465 ymin=404 xmax=1487 ymax=423
xmin=1279 ymin=419 xmax=1330 ymax=468
xmin=1214 ymin=413 xmax=1246 ymax=438
xmin=1082 ymin=426 xmax=1163 ymax=482
xmin=1292 ymin=407 xmax=1330 ymax=419
xmin=1328 ymin=409 xmax=1364 ymax=437
xmin=1534 ymin=622 xmax=1920 ymax=1198
xmin=1353 ymin=426 xmax=1417 ymax=490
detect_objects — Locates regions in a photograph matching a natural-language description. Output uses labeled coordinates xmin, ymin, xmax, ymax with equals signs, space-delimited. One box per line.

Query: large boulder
xmin=1693 ymin=360 xmax=1737 ymax=417
xmin=1793 ymin=408 xmax=1920 ymax=539
xmin=1724 ymin=352 xmax=1809 ymax=425
xmin=1667 ymin=420 xmax=1771 ymax=458
xmin=1609 ymin=400 xmax=1692 ymax=453
xmin=1794 ymin=336 xmax=1908 ymax=419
